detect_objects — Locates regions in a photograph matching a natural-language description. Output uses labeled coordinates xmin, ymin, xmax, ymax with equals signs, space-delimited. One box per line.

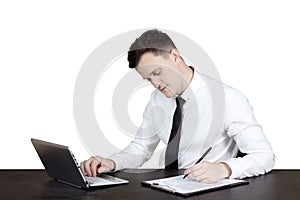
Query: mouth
xmin=159 ymin=85 xmax=167 ymax=92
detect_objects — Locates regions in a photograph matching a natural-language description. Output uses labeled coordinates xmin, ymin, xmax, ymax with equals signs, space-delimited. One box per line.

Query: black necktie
xmin=165 ymin=96 xmax=185 ymax=169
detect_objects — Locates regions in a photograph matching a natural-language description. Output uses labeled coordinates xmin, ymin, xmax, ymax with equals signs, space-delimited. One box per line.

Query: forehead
xmin=136 ymin=52 xmax=168 ymax=72
xmin=138 ymin=52 xmax=167 ymax=65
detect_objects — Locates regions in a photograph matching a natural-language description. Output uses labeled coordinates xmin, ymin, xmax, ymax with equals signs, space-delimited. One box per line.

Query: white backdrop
xmin=0 ymin=0 xmax=299 ymax=169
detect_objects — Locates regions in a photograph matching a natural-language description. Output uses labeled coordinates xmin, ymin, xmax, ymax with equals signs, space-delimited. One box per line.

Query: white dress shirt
xmin=109 ymin=68 xmax=275 ymax=179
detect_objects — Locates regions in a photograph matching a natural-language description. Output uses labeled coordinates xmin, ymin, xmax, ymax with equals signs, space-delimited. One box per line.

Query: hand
xmin=184 ymin=161 xmax=232 ymax=183
xmin=80 ymin=156 xmax=116 ymax=177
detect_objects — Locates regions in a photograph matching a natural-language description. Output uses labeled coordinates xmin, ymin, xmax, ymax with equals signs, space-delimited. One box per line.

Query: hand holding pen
xmin=183 ymin=147 xmax=212 ymax=179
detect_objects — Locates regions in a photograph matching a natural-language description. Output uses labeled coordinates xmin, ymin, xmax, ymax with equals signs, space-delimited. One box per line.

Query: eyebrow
xmin=140 ymin=67 xmax=161 ymax=80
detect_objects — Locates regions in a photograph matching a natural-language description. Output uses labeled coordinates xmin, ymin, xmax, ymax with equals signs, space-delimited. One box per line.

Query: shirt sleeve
xmin=108 ymin=93 xmax=161 ymax=171
xmin=222 ymin=87 xmax=275 ymax=179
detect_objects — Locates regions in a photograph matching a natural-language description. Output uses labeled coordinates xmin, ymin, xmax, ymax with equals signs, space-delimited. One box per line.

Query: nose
xmin=152 ymin=81 xmax=160 ymax=89
xmin=149 ymin=76 xmax=161 ymax=89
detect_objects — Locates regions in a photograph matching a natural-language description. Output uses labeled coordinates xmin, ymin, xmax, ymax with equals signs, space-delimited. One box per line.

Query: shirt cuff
xmin=222 ymin=158 xmax=245 ymax=179
xmin=107 ymin=153 xmax=126 ymax=171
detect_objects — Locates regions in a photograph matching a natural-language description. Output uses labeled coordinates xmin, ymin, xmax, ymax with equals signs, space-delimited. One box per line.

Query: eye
xmin=153 ymin=69 xmax=161 ymax=76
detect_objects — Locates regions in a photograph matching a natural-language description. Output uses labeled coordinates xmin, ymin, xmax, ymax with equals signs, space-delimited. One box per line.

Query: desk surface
xmin=0 ymin=169 xmax=299 ymax=200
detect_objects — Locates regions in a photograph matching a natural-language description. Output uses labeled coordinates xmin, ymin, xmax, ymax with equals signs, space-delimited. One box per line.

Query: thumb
xmin=97 ymin=165 xmax=111 ymax=173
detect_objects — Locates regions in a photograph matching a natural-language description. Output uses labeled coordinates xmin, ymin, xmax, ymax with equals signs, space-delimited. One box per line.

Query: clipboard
xmin=141 ymin=175 xmax=248 ymax=196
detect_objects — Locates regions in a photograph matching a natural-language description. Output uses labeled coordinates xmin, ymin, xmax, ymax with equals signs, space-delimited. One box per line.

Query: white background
xmin=0 ymin=0 xmax=299 ymax=169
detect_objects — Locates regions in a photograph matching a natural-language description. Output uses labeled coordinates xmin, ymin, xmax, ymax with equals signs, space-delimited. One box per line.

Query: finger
xmin=97 ymin=165 xmax=111 ymax=174
xmin=90 ymin=158 xmax=100 ymax=177
xmin=188 ymin=168 xmax=206 ymax=180
xmin=194 ymin=172 xmax=209 ymax=182
xmin=84 ymin=157 xmax=94 ymax=176
xmin=184 ymin=165 xmax=196 ymax=175
xmin=80 ymin=161 xmax=87 ymax=175
xmin=194 ymin=170 xmax=219 ymax=183
xmin=197 ymin=176 xmax=209 ymax=183
xmin=185 ymin=162 xmax=204 ymax=175
xmin=94 ymin=156 xmax=103 ymax=162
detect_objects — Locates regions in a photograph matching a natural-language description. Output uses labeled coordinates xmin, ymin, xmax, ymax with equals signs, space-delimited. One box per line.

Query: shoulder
xmin=198 ymin=74 xmax=249 ymax=107
xmin=223 ymin=85 xmax=253 ymax=122
xmin=224 ymin=85 xmax=250 ymax=107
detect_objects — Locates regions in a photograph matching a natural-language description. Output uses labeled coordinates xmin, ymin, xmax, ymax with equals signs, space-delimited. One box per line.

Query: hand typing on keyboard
xmin=80 ymin=156 xmax=116 ymax=177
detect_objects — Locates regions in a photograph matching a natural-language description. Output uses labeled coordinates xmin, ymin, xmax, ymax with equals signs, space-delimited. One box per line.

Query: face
xmin=135 ymin=51 xmax=185 ymax=98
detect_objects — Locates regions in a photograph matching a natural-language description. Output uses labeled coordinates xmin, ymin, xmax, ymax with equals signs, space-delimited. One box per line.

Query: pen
xmin=183 ymin=146 xmax=212 ymax=179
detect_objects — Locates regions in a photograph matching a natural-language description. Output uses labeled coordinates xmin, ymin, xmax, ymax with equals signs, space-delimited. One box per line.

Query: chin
xmin=162 ymin=90 xmax=176 ymax=98
xmin=164 ymin=94 xmax=173 ymax=98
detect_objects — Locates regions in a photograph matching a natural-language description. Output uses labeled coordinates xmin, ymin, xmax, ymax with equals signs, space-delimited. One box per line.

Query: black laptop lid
xmin=31 ymin=138 xmax=87 ymax=188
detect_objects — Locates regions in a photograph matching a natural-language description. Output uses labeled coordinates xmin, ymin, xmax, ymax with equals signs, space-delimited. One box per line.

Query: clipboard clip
xmin=152 ymin=182 xmax=176 ymax=193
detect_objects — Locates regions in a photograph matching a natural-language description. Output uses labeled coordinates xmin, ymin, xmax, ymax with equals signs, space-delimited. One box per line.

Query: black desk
xmin=0 ymin=169 xmax=299 ymax=200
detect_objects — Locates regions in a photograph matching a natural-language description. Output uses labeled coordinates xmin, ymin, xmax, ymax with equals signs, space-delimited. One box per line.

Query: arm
xmin=184 ymin=87 xmax=275 ymax=182
xmin=81 ymin=92 xmax=162 ymax=174
xmin=81 ymin=111 xmax=160 ymax=175
xmin=222 ymin=88 xmax=275 ymax=179
xmin=108 ymin=131 xmax=160 ymax=171
xmin=109 ymin=91 xmax=169 ymax=170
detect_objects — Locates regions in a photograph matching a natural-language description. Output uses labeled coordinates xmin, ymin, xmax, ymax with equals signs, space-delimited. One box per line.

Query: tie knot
xmin=176 ymin=96 xmax=185 ymax=108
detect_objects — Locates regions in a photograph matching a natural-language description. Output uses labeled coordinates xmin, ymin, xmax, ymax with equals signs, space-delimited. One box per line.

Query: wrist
xmin=219 ymin=162 xmax=232 ymax=178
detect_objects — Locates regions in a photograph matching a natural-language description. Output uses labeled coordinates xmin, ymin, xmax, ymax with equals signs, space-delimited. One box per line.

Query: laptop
xmin=31 ymin=138 xmax=129 ymax=189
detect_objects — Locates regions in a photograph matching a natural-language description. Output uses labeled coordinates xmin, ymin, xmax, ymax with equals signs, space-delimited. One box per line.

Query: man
xmin=81 ymin=29 xmax=275 ymax=183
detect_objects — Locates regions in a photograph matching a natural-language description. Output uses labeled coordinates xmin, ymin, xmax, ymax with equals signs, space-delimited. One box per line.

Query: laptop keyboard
xmin=85 ymin=176 xmax=112 ymax=184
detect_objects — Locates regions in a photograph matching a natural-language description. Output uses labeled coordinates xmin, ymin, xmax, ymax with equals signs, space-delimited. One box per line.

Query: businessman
xmin=81 ymin=29 xmax=275 ymax=183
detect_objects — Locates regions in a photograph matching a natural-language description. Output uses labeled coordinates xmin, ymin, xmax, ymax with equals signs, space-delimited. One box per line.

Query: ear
xmin=169 ymin=49 xmax=181 ymax=64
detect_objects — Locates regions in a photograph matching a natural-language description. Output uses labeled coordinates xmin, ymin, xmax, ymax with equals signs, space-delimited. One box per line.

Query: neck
xmin=178 ymin=63 xmax=194 ymax=95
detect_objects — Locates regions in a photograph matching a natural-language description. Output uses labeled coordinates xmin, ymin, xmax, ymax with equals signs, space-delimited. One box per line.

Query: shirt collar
xmin=180 ymin=66 xmax=202 ymax=102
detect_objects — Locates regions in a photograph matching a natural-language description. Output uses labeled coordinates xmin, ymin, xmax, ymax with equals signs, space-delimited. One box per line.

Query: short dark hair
xmin=127 ymin=29 xmax=177 ymax=68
